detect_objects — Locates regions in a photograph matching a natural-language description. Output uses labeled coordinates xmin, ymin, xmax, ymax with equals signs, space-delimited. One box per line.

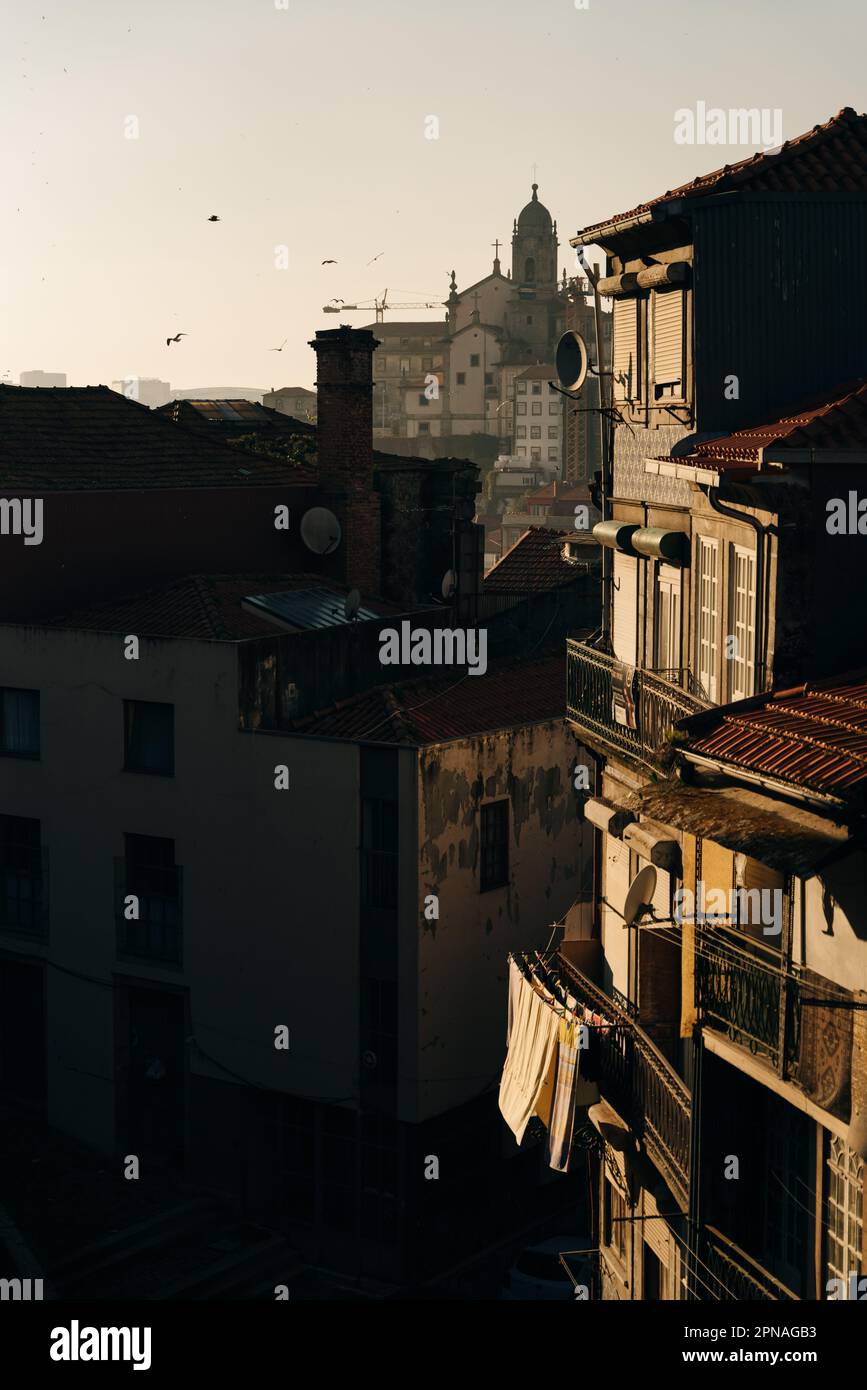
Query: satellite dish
xmin=623 ymin=865 xmax=658 ymax=927
xmin=441 ymin=569 xmax=457 ymax=600
xmin=556 ymin=330 xmax=589 ymax=392
xmin=344 ymin=588 xmax=361 ymax=621
xmin=300 ymin=506 xmax=341 ymax=556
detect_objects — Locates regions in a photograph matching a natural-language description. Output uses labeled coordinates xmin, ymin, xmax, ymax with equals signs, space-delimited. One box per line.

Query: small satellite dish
xmin=556 ymin=330 xmax=589 ymax=392
xmin=344 ymin=588 xmax=361 ymax=621
xmin=624 ymin=865 xmax=658 ymax=927
xmin=441 ymin=569 xmax=457 ymax=600
xmin=300 ymin=506 xmax=341 ymax=556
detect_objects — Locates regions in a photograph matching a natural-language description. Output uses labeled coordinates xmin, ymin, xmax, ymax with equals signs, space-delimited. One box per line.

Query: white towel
xmin=498 ymin=973 xmax=559 ymax=1144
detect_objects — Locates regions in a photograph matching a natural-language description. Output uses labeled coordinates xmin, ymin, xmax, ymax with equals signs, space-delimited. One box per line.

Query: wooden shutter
xmin=728 ymin=544 xmax=756 ymax=701
xmin=653 ymin=289 xmax=684 ymax=391
xmin=695 ymin=538 xmax=719 ymax=702
xmin=612 ymin=552 xmax=638 ymax=665
xmin=613 ymin=298 xmax=639 ymax=401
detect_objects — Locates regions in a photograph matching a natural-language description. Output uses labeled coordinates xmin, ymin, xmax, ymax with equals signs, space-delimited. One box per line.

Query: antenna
xmin=623 ymin=865 xmax=658 ymax=927
xmin=300 ymin=507 xmax=341 ymax=556
xmin=344 ymin=588 xmax=361 ymax=621
xmin=441 ymin=569 xmax=457 ymax=600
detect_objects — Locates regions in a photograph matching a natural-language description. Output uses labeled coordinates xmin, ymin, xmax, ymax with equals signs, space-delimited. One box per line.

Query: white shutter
xmin=653 ymin=290 xmax=684 ymax=392
xmin=654 ymin=565 xmax=682 ymax=672
xmin=695 ymin=538 xmax=719 ymax=702
xmin=728 ymin=544 xmax=756 ymax=701
xmin=613 ymin=298 xmax=639 ymax=401
xmin=612 ymin=552 xmax=638 ymax=666
xmin=603 ymin=835 xmax=631 ymax=997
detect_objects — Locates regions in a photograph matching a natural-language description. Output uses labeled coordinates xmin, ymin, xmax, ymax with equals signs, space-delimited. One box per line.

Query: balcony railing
xmin=0 ymin=846 xmax=48 ymax=937
xmin=700 ymin=1226 xmax=798 ymax=1301
xmin=566 ymin=639 xmax=709 ymax=768
xmin=115 ymin=858 xmax=183 ymax=965
xmin=695 ymin=925 xmax=804 ymax=1076
xmin=558 ymin=953 xmax=691 ymax=1208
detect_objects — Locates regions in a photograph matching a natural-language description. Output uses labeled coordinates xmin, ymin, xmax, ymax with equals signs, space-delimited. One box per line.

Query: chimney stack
xmin=309 ymin=325 xmax=381 ymax=596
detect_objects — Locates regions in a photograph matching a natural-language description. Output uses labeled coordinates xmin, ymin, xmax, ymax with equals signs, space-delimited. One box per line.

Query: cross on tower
xmin=531 ymin=162 xmax=538 ymax=183
xmin=492 ymin=238 xmax=501 ymax=259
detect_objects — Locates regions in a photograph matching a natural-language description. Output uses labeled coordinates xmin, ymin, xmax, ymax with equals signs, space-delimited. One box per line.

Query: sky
xmin=2 ymin=0 xmax=865 ymax=394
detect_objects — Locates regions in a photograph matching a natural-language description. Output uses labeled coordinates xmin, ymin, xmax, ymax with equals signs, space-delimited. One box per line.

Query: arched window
xmin=524 ymin=257 xmax=536 ymax=282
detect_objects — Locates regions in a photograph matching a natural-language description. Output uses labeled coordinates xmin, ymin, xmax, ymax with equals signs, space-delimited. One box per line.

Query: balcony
xmin=0 ymin=846 xmax=48 ymax=938
xmin=558 ymin=953 xmax=691 ymax=1208
xmin=700 ymin=1226 xmax=798 ymax=1301
xmin=566 ymin=639 xmax=709 ymax=769
xmin=695 ymin=925 xmax=801 ymax=1077
xmin=115 ymin=858 xmax=183 ymax=965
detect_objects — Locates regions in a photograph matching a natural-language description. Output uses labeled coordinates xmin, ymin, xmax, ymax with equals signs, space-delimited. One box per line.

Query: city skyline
xmin=3 ymin=0 xmax=864 ymax=391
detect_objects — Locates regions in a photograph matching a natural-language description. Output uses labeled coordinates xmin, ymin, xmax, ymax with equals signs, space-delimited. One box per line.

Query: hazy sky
xmin=2 ymin=0 xmax=864 ymax=393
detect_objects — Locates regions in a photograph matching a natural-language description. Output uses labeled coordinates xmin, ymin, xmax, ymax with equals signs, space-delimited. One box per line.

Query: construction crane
xmin=322 ymin=289 xmax=442 ymax=323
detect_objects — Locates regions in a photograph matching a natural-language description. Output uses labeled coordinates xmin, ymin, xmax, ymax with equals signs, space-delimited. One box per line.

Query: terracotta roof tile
xmin=290 ymin=654 xmax=567 ymax=744
xmin=578 ymin=107 xmax=867 ymax=239
xmin=680 ymin=672 xmax=867 ymax=804
xmin=484 ymin=526 xmax=596 ymax=593
xmin=0 ymin=385 xmax=313 ymax=490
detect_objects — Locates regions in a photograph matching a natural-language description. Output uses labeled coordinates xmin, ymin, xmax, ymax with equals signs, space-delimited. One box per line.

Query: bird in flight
xmin=366 ymin=251 xmax=384 ymax=265
xmin=270 ymin=339 xmax=287 ymax=352
xmin=207 ymin=214 xmax=221 ymax=222
xmin=329 ymin=298 xmax=344 ymax=305
xmin=166 ymin=333 xmax=187 ymax=346
xmin=321 ymin=258 xmax=337 ymax=265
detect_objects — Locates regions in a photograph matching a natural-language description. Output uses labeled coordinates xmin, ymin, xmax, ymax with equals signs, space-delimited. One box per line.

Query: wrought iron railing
xmin=558 ymin=953 xmax=691 ymax=1208
xmin=565 ymin=639 xmax=709 ymax=768
xmin=0 ymin=846 xmax=48 ymax=936
xmin=115 ymin=858 xmax=183 ymax=965
xmin=701 ymin=1226 xmax=798 ymax=1301
xmin=694 ymin=926 xmax=803 ymax=1075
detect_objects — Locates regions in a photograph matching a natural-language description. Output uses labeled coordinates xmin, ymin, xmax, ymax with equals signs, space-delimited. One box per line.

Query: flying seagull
xmin=166 ymin=333 xmax=187 ymax=346
xmin=321 ymin=258 xmax=337 ymax=265
xmin=270 ymin=339 xmax=287 ymax=352
xmin=329 ymin=298 xmax=344 ymax=305
xmin=207 ymin=214 xmax=221 ymax=222
xmin=366 ymin=251 xmax=384 ymax=265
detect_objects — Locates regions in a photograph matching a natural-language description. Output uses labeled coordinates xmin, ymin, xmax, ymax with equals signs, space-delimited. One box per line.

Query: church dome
xmin=516 ymin=184 xmax=552 ymax=230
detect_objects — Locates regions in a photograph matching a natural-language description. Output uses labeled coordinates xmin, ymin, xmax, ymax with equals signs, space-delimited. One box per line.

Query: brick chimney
xmin=308 ymin=325 xmax=381 ymax=597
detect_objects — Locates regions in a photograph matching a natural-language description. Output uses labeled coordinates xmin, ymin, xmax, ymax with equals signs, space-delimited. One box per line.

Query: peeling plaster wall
xmin=414 ymin=718 xmax=591 ymax=1121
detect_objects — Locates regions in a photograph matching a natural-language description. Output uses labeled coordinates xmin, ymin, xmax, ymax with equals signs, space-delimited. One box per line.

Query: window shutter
xmin=613 ymin=298 xmax=639 ymax=401
xmin=653 ymin=289 xmax=684 ymax=389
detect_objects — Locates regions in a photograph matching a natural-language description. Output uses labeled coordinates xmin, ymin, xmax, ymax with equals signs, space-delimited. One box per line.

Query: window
xmin=530 ymin=426 xmax=541 ymax=439
xmin=652 ymin=288 xmax=684 ymax=399
xmin=604 ymin=1179 xmax=628 ymax=1263
xmin=417 ymin=394 xmax=429 ymax=407
xmin=654 ymin=564 xmax=682 ymax=672
xmin=548 ymin=400 xmax=559 ymax=414
xmin=524 ymin=257 xmax=536 ymax=281
xmin=547 ymin=426 xmax=558 ymax=439
xmin=400 ymin=337 xmax=409 ymax=347
xmin=364 ymin=978 xmax=398 ymax=1086
xmin=526 ymin=315 xmax=533 ymax=325
xmin=695 ymin=538 xmax=719 ymax=702
xmin=516 ymin=426 xmax=526 ymax=439
xmin=531 ymin=382 xmax=541 ymax=395
xmin=548 ymin=448 xmax=558 ymax=461
xmin=826 ymin=1136 xmax=863 ymax=1294
xmin=484 ymin=372 xmax=494 ymax=386
xmin=516 ymin=447 xmax=526 ymax=457
xmin=480 ymin=799 xmax=509 ymax=891
xmin=613 ymin=297 xmax=641 ymax=402
xmin=418 ymin=422 xmax=430 ymax=434
xmin=0 ymin=815 xmax=44 ymax=935
xmin=469 ymin=354 xmax=480 ymax=368
xmin=456 ymin=372 xmax=466 ymax=386
xmin=516 ymin=401 xmax=527 ymax=415
xmin=530 ymin=448 xmax=541 ymax=461
xmin=124 ymin=700 xmax=174 ymax=776
xmin=516 ymin=381 xmax=527 ymax=394
xmin=422 ymin=356 xmax=432 ymax=370
xmin=531 ymin=401 xmax=542 ymax=415
xmin=119 ymin=833 xmax=181 ymax=963
xmin=0 ymin=688 xmax=39 ymax=757
xmin=411 ymin=356 xmax=422 ymax=373
xmin=399 ymin=358 xmax=409 ymax=375
xmin=728 ymin=544 xmax=756 ymax=701
xmin=361 ymin=796 xmax=398 ymax=910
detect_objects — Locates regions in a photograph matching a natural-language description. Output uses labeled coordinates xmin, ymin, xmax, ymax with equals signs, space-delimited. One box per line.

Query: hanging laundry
xmin=498 ymin=972 xmax=559 ymax=1144
xmin=547 ymin=1017 xmax=600 ymax=1171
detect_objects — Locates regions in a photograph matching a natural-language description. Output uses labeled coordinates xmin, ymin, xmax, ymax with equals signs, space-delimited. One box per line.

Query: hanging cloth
xmin=498 ymin=972 xmax=559 ymax=1144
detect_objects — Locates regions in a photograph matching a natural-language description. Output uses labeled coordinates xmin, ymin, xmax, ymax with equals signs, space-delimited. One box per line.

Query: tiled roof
xmin=47 ymin=574 xmax=367 ymax=640
xmin=578 ymin=107 xmax=867 ymax=239
xmin=0 ymin=386 xmax=315 ymax=490
xmin=515 ymin=364 xmax=556 ymax=381
xmin=290 ymin=654 xmax=567 ymax=745
xmin=484 ymin=526 xmax=595 ymax=592
xmin=526 ymin=481 xmax=591 ymax=505
xmin=158 ymin=399 xmax=315 ymax=433
xmin=679 ymin=673 xmax=867 ymax=804
xmin=651 ymin=378 xmax=867 ymax=473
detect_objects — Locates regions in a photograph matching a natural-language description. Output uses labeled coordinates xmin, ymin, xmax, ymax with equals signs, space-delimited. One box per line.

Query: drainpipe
xmin=706 ymin=488 xmax=775 ymax=694
xmin=586 ymin=263 xmax=612 ymax=647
